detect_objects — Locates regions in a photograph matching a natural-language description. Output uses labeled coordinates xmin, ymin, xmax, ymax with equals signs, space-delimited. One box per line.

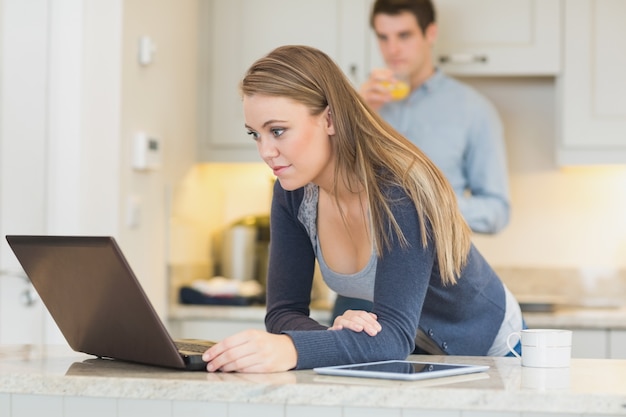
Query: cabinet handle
xmin=438 ymin=53 xmax=488 ymax=64
xmin=1 ymin=269 xmax=38 ymax=307
xmin=349 ymin=64 xmax=358 ymax=78
xmin=20 ymin=287 xmax=39 ymax=307
xmin=347 ymin=64 xmax=360 ymax=85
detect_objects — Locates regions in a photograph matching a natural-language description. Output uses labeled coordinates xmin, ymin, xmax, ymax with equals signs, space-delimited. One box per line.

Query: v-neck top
xmin=296 ymin=184 xmax=377 ymax=301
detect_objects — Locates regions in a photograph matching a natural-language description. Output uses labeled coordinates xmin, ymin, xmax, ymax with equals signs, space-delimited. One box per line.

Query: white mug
xmin=507 ymin=329 xmax=572 ymax=368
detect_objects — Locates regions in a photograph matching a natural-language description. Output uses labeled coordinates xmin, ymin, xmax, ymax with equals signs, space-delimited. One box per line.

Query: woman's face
xmin=243 ymin=94 xmax=335 ymax=191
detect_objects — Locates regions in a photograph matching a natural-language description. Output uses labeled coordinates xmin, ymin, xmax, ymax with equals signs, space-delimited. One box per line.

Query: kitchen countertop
xmin=170 ymin=266 xmax=626 ymax=331
xmin=170 ymin=303 xmax=333 ymax=326
xmin=523 ymin=305 xmax=626 ymax=330
xmin=170 ymin=303 xmax=626 ymax=330
xmin=1 ymin=344 xmax=626 ymax=416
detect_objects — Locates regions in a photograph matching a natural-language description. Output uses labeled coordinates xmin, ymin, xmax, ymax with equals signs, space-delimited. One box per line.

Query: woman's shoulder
xmin=272 ymin=181 xmax=314 ymax=214
xmin=377 ymin=180 xmax=412 ymax=205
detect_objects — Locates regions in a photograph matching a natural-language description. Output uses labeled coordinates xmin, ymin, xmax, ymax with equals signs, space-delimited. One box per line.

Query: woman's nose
xmin=257 ymin=137 xmax=278 ymax=158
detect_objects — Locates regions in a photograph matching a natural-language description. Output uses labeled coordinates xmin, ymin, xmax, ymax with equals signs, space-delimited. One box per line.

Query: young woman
xmin=201 ymin=45 xmax=523 ymax=373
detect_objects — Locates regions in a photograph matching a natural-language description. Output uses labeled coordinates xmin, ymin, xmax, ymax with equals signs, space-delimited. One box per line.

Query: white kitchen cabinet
xmin=0 ymin=274 xmax=44 ymax=344
xmin=199 ymin=0 xmax=564 ymax=162
xmin=557 ymin=0 xmax=626 ymax=165
xmin=571 ymin=329 xmax=609 ymax=359
xmin=366 ymin=0 xmax=561 ymax=76
xmin=609 ymin=330 xmax=626 ymax=359
xmin=0 ymin=0 xmax=120 ymax=346
xmin=569 ymin=329 xmax=626 ymax=359
xmin=198 ymin=0 xmax=366 ymax=162
xmin=0 ymin=0 xmax=49 ymax=345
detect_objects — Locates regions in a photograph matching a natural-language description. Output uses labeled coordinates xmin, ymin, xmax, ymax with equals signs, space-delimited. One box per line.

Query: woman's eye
xmin=271 ymin=128 xmax=285 ymax=138
xmin=246 ymin=130 xmax=260 ymax=140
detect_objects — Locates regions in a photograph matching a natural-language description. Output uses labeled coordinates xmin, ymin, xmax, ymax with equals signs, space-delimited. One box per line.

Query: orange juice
xmin=382 ymin=79 xmax=410 ymax=100
xmin=390 ymin=80 xmax=410 ymax=100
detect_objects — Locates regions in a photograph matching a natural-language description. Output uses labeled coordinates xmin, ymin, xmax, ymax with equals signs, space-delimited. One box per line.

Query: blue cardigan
xmin=265 ymin=181 xmax=506 ymax=370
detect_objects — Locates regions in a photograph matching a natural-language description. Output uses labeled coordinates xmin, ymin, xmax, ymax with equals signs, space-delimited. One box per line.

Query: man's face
xmin=373 ymin=11 xmax=436 ymax=81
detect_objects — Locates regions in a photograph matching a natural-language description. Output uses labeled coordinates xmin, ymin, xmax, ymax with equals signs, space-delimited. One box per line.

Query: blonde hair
xmin=240 ymin=45 xmax=470 ymax=285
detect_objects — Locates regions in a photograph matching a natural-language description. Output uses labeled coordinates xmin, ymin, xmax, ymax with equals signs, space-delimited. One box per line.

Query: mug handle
xmin=506 ymin=332 xmax=521 ymax=359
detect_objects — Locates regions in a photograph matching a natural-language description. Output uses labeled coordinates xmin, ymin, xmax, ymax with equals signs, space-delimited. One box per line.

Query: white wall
xmin=118 ymin=0 xmax=198 ymax=316
xmin=0 ymin=0 xmax=198 ymax=323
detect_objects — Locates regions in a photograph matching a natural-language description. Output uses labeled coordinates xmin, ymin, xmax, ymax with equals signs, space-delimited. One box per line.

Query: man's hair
xmin=370 ymin=0 xmax=436 ymax=35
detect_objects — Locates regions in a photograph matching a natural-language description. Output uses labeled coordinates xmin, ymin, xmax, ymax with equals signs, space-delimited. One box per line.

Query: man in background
xmin=333 ymin=0 xmax=510 ymax=320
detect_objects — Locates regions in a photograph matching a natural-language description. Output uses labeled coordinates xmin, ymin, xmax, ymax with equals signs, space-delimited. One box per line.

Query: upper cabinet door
xmin=366 ymin=0 xmax=561 ymax=76
xmin=199 ymin=0 xmax=343 ymax=162
xmin=557 ymin=0 xmax=626 ymax=165
xmin=433 ymin=0 xmax=561 ymax=76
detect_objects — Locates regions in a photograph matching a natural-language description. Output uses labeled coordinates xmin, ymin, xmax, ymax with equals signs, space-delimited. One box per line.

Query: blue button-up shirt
xmin=380 ymin=70 xmax=510 ymax=234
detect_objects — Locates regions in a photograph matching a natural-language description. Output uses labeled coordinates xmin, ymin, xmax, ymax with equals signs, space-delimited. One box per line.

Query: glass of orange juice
xmin=382 ymin=73 xmax=410 ymax=100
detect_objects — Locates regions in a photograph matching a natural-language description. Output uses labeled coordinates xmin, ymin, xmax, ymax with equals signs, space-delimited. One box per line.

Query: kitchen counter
xmin=1 ymin=344 xmax=626 ymax=416
xmin=523 ymin=305 xmax=626 ymax=330
xmin=170 ymin=304 xmax=332 ymax=324
xmin=169 ymin=304 xmax=626 ymax=360
xmin=170 ymin=303 xmax=626 ymax=330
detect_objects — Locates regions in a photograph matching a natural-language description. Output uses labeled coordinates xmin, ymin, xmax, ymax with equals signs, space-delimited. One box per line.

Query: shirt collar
xmin=419 ymin=68 xmax=445 ymax=94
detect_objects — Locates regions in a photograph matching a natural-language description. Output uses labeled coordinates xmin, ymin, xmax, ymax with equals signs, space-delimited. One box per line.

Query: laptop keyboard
xmin=175 ymin=340 xmax=215 ymax=354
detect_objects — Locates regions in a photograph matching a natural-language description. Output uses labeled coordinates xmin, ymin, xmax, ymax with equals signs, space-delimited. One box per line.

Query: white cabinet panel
xmin=173 ymin=401 xmax=227 ymax=417
xmin=0 ymin=0 xmax=69 ymax=347
xmin=0 ymin=274 xmax=44 ymax=345
xmin=435 ymin=0 xmax=561 ymax=75
xmin=0 ymin=0 xmax=48 ymax=264
xmin=199 ymin=0 xmax=563 ymax=162
xmin=285 ymin=405 xmax=343 ymax=417
xmin=12 ymin=394 xmax=64 ymax=417
xmin=229 ymin=403 xmax=286 ymax=417
xmin=0 ymin=394 xmax=9 ymax=417
xmin=558 ymin=0 xmax=626 ymax=165
xmin=571 ymin=329 xmax=607 ymax=359
xmin=64 ymin=397 xmax=117 ymax=417
xmin=609 ymin=330 xmax=626 ymax=359
xmin=118 ymin=399 xmax=172 ymax=417
xmin=199 ymin=0 xmax=342 ymax=162
xmin=366 ymin=0 xmax=561 ymax=76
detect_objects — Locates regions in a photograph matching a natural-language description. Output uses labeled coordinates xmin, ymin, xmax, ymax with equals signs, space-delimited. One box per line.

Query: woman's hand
xmin=202 ymin=329 xmax=297 ymax=373
xmin=329 ymin=310 xmax=382 ymax=336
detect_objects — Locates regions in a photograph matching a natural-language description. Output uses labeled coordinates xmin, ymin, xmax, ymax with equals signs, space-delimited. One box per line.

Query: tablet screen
xmin=313 ymin=360 xmax=489 ymax=381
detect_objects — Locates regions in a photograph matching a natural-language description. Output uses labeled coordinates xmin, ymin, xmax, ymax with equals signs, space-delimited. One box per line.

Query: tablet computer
xmin=313 ymin=360 xmax=489 ymax=381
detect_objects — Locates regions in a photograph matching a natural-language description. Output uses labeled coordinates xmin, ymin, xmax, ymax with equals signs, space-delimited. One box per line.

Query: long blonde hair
xmin=240 ymin=45 xmax=470 ymax=285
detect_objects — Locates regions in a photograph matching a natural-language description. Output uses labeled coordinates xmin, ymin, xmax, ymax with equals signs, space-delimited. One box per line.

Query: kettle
xmin=220 ymin=215 xmax=270 ymax=287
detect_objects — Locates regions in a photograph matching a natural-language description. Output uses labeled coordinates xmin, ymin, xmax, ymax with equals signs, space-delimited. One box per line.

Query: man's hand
xmin=359 ymin=68 xmax=394 ymax=111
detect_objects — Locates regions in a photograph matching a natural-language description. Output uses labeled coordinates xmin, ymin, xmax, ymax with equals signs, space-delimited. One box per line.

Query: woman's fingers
xmin=329 ymin=310 xmax=381 ymax=336
xmin=203 ymin=330 xmax=297 ymax=373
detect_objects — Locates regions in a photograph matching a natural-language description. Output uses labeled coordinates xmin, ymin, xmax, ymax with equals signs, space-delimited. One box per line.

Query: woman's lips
xmin=272 ymin=165 xmax=290 ymax=176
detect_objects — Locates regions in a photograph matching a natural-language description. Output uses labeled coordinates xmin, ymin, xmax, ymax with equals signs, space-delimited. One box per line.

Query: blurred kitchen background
xmin=1 ymin=0 xmax=625 ymax=351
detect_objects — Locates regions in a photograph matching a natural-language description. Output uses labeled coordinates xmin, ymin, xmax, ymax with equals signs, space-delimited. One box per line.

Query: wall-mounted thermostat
xmin=133 ymin=132 xmax=162 ymax=171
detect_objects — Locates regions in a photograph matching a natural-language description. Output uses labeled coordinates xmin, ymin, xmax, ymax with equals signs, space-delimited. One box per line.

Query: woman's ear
xmin=325 ymin=107 xmax=336 ymax=136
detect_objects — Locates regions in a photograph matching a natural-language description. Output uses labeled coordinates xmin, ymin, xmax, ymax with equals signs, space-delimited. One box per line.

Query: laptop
xmin=5 ymin=235 xmax=215 ymax=371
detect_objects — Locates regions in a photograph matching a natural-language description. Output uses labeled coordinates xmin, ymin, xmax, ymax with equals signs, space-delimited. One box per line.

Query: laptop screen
xmin=6 ymin=235 xmax=188 ymax=369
